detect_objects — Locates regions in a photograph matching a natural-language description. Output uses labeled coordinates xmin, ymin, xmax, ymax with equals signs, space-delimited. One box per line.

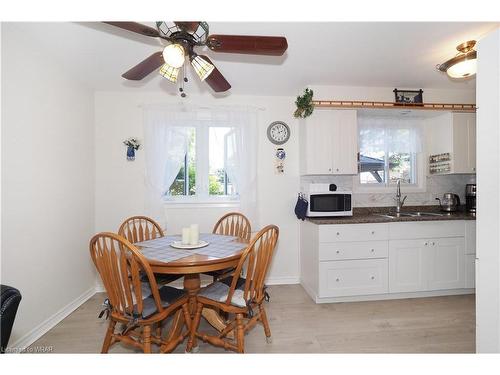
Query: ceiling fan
xmin=104 ymin=21 xmax=288 ymax=94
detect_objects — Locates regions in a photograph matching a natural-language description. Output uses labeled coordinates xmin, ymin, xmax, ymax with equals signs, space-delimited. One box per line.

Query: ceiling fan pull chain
xmin=180 ymin=64 xmax=187 ymax=97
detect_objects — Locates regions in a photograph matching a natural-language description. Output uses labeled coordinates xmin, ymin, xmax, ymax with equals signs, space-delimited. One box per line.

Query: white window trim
xmin=354 ymin=152 xmax=427 ymax=193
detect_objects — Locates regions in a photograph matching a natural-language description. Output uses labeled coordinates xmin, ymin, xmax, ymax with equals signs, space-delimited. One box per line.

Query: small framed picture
xmin=393 ymin=88 xmax=424 ymax=104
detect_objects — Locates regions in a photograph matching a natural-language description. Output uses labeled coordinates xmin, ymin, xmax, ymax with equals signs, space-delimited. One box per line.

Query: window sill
xmin=163 ymin=199 xmax=240 ymax=209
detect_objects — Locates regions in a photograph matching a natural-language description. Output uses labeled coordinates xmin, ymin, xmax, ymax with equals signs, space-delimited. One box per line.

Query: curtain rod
xmin=137 ymin=103 xmax=266 ymax=111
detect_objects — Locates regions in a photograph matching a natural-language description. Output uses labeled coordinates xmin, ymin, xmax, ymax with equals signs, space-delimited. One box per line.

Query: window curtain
xmin=358 ymin=116 xmax=423 ymax=154
xmin=200 ymin=107 xmax=259 ymax=226
xmin=143 ymin=106 xmax=191 ymax=224
xmin=143 ymin=104 xmax=259 ymax=227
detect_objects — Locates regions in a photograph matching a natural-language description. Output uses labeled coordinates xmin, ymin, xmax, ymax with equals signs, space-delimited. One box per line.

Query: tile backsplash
xmin=300 ymin=174 xmax=476 ymax=207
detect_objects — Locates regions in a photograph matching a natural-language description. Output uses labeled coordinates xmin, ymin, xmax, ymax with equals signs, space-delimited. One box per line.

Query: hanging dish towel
xmin=294 ymin=193 xmax=309 ymax=220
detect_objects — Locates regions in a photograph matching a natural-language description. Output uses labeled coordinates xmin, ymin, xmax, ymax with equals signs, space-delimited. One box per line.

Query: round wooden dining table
xmin=138 ymin=234 xmax=249 ymax=339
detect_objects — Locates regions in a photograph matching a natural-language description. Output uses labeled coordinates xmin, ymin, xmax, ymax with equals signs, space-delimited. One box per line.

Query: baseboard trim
xmin=8 ymin=286 xmax=97 ymax=352
xmin=306 ymin=287 xmax=476 ymax=304
xmin=265 ymin=276 xmax=300 ymax=285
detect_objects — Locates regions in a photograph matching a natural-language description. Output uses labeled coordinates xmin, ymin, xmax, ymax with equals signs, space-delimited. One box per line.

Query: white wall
xmin=1 ymin=24 xmax=96 ymax=348
xmin=94 ymin=92 xmax=300 ymax=284
xmin=476 ymin=28 xmax=500 ymax=353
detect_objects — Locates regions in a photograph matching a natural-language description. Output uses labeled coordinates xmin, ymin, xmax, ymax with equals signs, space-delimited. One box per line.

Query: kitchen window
xmin=356 ymin=116 xmax=424 ymax=191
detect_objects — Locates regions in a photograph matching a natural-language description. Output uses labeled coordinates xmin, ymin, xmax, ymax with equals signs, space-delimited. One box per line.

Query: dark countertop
xmin=306 ymin=205 xmax=476 ymax=225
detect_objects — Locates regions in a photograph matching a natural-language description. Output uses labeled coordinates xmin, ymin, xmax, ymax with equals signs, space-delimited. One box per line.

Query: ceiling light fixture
xmin=437 ymin=40 xmax=477 ymax=79
xmin=162 ymin=43 xmax=185 ymax=68
xmin=190 ymin=54 xmax=215 ymax=81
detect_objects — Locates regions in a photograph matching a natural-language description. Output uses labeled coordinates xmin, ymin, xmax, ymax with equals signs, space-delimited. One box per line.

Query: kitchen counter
xmin=306 ymin=205 xmax=476 ymax=225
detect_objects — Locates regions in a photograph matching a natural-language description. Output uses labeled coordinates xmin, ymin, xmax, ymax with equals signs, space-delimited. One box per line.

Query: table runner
xmin=137 ymin=233 xmax=247 ymax=263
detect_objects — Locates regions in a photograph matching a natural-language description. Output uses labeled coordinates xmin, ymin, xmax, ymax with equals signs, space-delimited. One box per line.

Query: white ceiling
xmin=8 ymin=22 xmax=499 ymax=96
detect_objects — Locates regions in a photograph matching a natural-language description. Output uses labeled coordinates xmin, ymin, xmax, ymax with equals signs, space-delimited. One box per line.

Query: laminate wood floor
xmin=29 ymin=285 xmax=475 ymax=353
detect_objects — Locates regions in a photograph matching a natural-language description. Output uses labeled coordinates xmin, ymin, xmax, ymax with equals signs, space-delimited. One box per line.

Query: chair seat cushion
xmin=198 ymin=277 xmax=247 ymax=308
xmin=203 ymin=267 xmax=236 ymax=278
xmin=138 ymin=285 xmax=186 ymax=319
xmin=140 ymin=271 xmax=183 ymax=285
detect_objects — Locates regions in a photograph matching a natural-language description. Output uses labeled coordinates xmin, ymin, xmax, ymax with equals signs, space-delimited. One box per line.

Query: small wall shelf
xmin=312 ymin=100 xmax=476 ymax=112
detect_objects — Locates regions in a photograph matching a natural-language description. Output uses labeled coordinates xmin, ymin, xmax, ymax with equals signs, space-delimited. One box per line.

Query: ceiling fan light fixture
xmin=190 ymin=55 xmax=215 ymax=81
xmin=159 ymin=63 xmax=180 ymax=82
xmin=437 ymin=40 xmax=477 ymax=79
xmin=162 ymin=43 xmax=185 ymax=68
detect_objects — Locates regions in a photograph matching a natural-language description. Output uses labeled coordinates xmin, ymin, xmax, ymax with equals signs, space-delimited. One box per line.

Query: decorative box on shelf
xmin=429 ymin=153 xmax=451 ymax=174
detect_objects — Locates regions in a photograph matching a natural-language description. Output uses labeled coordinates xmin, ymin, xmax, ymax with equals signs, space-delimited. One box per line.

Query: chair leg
xmin=143 ymin=325 xmax=152 ymax=353
xmin=155 ymin=321 xmax=162 ymax=339
xmin=187 ymin=302 xmax=204 ymax=352
xmin=235 ymin=313 xmax=245 ymax=354
xmin=101 ymin=319 xmax=116 ymax=353
xmin=258 ymin=304 xmax=272 ymax=343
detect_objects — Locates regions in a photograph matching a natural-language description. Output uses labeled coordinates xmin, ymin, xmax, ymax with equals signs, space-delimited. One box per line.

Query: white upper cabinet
xmin=426 ymin=112 xmax=476 ymax=174
xmin=300 ymin=109 xmax=358 ymax=175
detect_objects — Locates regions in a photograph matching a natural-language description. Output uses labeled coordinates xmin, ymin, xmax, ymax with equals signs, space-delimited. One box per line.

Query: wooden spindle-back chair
xmin=118 ymin=216 xmax=182 ymax=285
xmin=204 ymin=212 xmax=252 ymax=282
xmin=212 ymin=212 xmax=252 ymax=241
xmin=188 ymin=224 xmax=279 ymax=353
xmin=90 ymin=232 xmax=191 ymax=353
xmin=118 ymin=216 xmax=164 ymax=244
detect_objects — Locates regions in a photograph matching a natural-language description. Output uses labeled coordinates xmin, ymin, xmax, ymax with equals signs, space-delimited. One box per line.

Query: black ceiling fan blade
xmin=122 ymin=52 xmax=164 ymax=80
xmin=207 ymin=35 xmax=288 ymax=56
xmin=103 ymin=22 xmax=160 ymax=38
xmin=199 ymin=55 xmax=231 ymax=92
xmin=174 ymin=22 xmax=201 ymax=34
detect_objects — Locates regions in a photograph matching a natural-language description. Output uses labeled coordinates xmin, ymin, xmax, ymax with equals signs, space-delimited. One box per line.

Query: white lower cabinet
xmin=319 ymin=259 xmax=388 ymax=297
xmin=427 ymin=237 xmax=465 ymax=290
xmin=389 ymin=239 xmax=427 ymax=293
xmin=300 ymin=220 xmax=474 ymax=303
xmin=465 ymin=254 xmax=476 ymax=288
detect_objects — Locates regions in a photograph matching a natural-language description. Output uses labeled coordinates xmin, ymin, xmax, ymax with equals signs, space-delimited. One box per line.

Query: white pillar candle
xmin=189 ymin=224 xmax=199 ymax=245
xmin=182 ymin=228 xmax=190 ymax=245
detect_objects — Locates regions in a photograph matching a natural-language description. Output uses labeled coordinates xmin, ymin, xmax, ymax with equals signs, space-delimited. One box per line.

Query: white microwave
xmin=304 ymin=184 xmax=353 ymax=217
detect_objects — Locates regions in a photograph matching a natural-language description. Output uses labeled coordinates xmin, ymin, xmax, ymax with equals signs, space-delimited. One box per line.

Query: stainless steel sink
xmin=374 ymin=211 xmax=445 ymax=219
xmin=374 ymin=213 xmax=414 ymax=219
xmin=408 ymin=211 xmax=445 ymax=217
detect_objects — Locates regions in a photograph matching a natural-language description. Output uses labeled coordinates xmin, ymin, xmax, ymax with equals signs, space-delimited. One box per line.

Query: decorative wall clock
xmin=267 ymin=121 xmax=290 ymax=145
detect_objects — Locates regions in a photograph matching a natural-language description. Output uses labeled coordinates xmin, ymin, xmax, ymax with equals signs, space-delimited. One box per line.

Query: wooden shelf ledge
xmin=312 ymin=100 xmax=476 ymax=112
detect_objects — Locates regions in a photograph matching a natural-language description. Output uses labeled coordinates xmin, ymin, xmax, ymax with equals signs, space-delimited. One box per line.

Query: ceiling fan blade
xmin=122 ymin=52 xmax=164 ymax=80
xmin=199 ymin=55 xmax=231 ymax=92
xmin=207 ymin=35 xmax=288 ymax=56
xmin=174 ymin=22 xmax=201 ymax=34
xmin=103 ymin=22 xmax=160 ymax=38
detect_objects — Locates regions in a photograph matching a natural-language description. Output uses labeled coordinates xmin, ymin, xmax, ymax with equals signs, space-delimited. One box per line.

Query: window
xmin=167 ymin=125 xmax=237 ymax=199
xmin=358 ymin=117 xmax=422 ymax=188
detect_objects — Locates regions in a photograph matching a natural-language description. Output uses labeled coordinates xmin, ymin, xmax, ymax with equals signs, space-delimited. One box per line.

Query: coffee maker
xmin=466 ymin=184 xmax=476 ymax=213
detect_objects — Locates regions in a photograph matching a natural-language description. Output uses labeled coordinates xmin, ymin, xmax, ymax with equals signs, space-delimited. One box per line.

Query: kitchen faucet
xmin=394 ymin=179 xmax=407 ymax=213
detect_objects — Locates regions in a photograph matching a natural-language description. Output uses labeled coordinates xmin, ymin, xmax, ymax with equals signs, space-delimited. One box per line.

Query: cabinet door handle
xmin=370 ymin=249 xmax=375 ymax=253
xmin=371 ymin=231 xmax=375 ymax=235
xmin=431 ymin=241 xmax=435 ymax=246
xmin=336 ymin=250 xmax=340 ymax=254
xmin=424 ymin=242 xmax=428 ymax=246
xmin=336 ymin=168 xmax=339 ymax=172
xmin=336 ymin=232 xmax=340 ymax=236
xmin=371 ymin=276 xmax=375 ymax=280
xmin=336 ymin=278 xmax=340 ymax=282
xmin=328 ymin=168 xmax=332 ymax=172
